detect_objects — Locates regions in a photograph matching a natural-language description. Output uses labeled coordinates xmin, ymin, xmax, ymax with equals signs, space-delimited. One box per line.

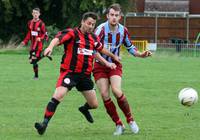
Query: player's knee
xmin=100 ymin=91 xmax=109 ymax=99
xmin=92 ymin=103 xmax=98 ymax=109
xmin=53 ymin=93 xmax=65 ymax=101
xmin=111 ymin=87 xmax=123 ymax=97
xmin=30 ymin=59 xmax=33 ymax=64
xmin=101 ymin=94 xmax=110 ymax=101
xmin=89 ymin=101 xmax=98 ymax=109
xmin=30 ymin=59 xmax=37 ymax=64
xmin=53 ymin=89 xmax=67 ymax=101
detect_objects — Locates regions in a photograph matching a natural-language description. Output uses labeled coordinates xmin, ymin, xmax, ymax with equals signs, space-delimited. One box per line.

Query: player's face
xmin=81 ymin=17 xmax=96 ymax=33
xmin=32 ymin=10 xmax=40 ymax=20
xmin=107 ymin=8 xmax=121 ymax=26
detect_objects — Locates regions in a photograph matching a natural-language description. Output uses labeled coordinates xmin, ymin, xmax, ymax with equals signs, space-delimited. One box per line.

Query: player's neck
xmin=79 ymin=27 xmax=87 ymax=34
xmin=33 ymin=18 xmax=40 ymax=22
xmin=109 ymin=24 xmax=118 ymax=32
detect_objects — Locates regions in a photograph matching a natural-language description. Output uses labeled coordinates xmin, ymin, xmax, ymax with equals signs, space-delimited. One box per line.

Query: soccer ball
xmin=178 ymin=88 xmax=198 ymax=106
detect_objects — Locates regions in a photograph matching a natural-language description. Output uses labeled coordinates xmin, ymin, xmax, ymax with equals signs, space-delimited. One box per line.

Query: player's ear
xmin=106 ymin=13 xmax=109 ymax=19
xmin=81 ymin=20 xmax=84 ymax=25
xmin=119 ymin=15 xmax=122 ymax=20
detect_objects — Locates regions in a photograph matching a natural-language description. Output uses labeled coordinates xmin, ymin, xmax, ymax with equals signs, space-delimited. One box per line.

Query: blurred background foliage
xmin=0 ymin=0 xmax=133 ymax=44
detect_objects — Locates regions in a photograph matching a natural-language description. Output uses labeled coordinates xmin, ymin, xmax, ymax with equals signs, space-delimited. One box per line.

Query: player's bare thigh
xmin=96 ymin=78 xmax=110 ymax=100
xmin=53 ymin=86 xmax=69 ymax=102
xmin=110 ymin=75 xmax=123 ymax=98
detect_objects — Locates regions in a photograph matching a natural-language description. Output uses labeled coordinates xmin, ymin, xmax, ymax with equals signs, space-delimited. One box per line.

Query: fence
xmin=132 ymin=40 xmax=148 ymax=52
xmin=156 ymin=43 xmax=200 ymax=57
xmin=123 ymin=12 xmax=200 ymax=43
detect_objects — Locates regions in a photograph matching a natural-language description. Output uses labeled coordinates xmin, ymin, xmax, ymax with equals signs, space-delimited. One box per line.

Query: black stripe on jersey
xmin=69 ymin=29 xmax=79 ymax=71
xmin=90 ymin=33 xmax=98 ymax=49
xmin=61 ymin=39 xmax=73 ymax=64
xmin=82 ymin=34 xmax=90 ymax=73
xmin=58 ymin=29 xmax=70 ymax=42
xmin=38 ymin=20 xmax=43 ymax=29
xmin=60 ymin=30 xmax=71 ymax=64
xmin=32 ymin=21 xmax=36 ymax=31
xmin=117 ymin=47 xmax=120 ymax=56
xmin=32 ymin=22 xmax=37 ymax=50
xmin=112 ymin=48 xmax=117 ymax=56
xmin=91 ymin=33 xmax=97 ymax=41
xmin=61 ymin=53 xmax=66 ymax=65
xmin=38 ymin=20 xmax=43 ymax=35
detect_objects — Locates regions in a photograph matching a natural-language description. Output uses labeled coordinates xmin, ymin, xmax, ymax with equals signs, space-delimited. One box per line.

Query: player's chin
xmin=111 ymin=20 xmax=117 ymax=25
xmin=87 ymin=30 xmax=93 ymax=33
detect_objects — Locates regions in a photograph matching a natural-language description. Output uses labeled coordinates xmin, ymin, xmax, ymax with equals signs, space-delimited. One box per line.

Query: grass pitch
xmin=0 ymin=51 xmax=200 ymax=140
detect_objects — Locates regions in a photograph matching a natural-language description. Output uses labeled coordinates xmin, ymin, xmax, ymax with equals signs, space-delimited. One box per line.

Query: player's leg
xmin=93 ymin=63 xmax=124 ymax=135
xmin=96 ymin=78 xmax=123 ymax=124
xmin=33 ymin=48 xmax=43 ymax=78
xmin=110 ymin=75 xmax=139 ymax=134
xmin=34 ymin=70 xmax=72 ymax=135
xmin=35 ymin=46 xmax=43 ymax=63
xmin=79 ymin=89 xmax=98 ymax=123
xmin=32 ymin=61 xmax=38 ymax=79
xmin=96 ymin=78 xmax=124 ymax=135
xmin=34 ymin=86 xmax=69 ymax=135
xmin=29 ymin=51 xmax=39 ymax=79
xmin=34 ymin=86 xmax=68 ymax=135
xmin=36 ymin=43 xmax=52 ymax=62
xmin=77 ymin=75 xmax=97 ymax=123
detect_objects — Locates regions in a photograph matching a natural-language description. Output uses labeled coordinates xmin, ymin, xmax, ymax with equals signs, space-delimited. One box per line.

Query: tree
xmin=0 ymin=0 xmax=131 ymax=43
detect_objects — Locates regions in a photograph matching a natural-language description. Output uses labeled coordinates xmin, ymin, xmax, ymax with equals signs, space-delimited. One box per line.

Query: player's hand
xmin=112 ymin=55 xmax=121 ymax=64
xmin=21 ymin=42 xmax=25 ymax=46
xmin=36 ymin=37 xmax=41 ymax=42
xmin=44 ymin=47 xmax=52 ymax=56
xmin=140 ymin=50 xmax=152 ymax=58
xmin=17 ymin=42 xmax=25 ymax=49
xmin=105 ymin=62 xmax=117 ymax=70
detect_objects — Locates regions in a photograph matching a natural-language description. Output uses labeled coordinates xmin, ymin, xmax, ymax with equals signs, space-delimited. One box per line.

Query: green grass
xmin=0 ymin=52 xmax=200 ymax=140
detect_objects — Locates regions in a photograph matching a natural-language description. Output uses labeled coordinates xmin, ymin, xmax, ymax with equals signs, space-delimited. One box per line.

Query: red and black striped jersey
xmin=55 ymin=27 xmax=103 ymax=75
xmin=23 ymin=19 xmax=46 ymax=50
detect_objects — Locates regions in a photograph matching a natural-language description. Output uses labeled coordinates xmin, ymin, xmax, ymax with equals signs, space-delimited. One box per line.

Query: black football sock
xmin=43 ymin=98 xmax=60 ymax=125
xmin=82 ymin=102 xmax=92 ymax=110
xmin=33 ymin=64 xmax=38 ymax=78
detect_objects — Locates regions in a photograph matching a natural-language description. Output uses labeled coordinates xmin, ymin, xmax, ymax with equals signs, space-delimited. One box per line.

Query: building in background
xmin=125 ymin=0 xmax=200 ymax=42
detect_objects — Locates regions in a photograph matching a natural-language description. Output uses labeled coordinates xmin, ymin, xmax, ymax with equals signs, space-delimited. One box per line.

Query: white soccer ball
xmin=178 ymin=88 xmax=198 ymax=106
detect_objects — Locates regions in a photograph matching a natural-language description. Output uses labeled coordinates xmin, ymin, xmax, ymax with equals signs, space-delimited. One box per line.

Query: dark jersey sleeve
xmin=55 ymin=28 xmax=74 ymax=45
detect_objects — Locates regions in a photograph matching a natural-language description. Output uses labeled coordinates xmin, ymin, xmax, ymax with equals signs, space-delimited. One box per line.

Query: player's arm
xmin=99 ymin=47 xmax=121 ymax=64
xmin=21 ymin=21 xmax=31 ymax=46
xmin=44 ymin=29 xmax=73 ymax=56
xmin=127 ymin=45 xmax=152 ymax=58
xmin=22 ymin=31 xmax=31 ymax=45
xmin=44 ymin=38 xmax=59 ymax=56
xmin=123 ymin=29 xmax=152 ymax=58
xmin=94 ymin=52 xmax=117 ymax=69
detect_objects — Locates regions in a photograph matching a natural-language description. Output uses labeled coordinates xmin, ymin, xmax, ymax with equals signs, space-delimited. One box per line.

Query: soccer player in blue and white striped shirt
xmin=93 ymin=3 xmax=152 ymax=135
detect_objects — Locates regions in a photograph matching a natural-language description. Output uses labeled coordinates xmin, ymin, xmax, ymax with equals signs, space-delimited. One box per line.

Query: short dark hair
xmin=107 ymin=3 xmax=121 ymax=14
xmin=33 ymin=7 xmax=40 ymax=12
xmin=82 ymin=12 xmax=98 ymax=21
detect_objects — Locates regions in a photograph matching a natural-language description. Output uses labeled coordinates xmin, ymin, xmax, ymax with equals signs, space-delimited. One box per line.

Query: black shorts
xmin=56 ymin=71 xmax=94 ymax=91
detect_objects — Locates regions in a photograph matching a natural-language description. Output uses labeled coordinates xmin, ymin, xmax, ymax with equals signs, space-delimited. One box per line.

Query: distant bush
xmin=46 ymin=24 xmax=60 ymax=41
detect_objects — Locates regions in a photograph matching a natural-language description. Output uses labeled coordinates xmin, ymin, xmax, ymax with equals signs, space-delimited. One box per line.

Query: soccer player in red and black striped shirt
xmin=21 ymin=8 xmax=47 ymax=79
xmin=34 ymin=12 xmax=120 ymax=135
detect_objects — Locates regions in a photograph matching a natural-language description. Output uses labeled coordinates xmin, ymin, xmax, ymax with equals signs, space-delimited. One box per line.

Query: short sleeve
xmin=55 ymin=28 xmax=74 ymax=45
